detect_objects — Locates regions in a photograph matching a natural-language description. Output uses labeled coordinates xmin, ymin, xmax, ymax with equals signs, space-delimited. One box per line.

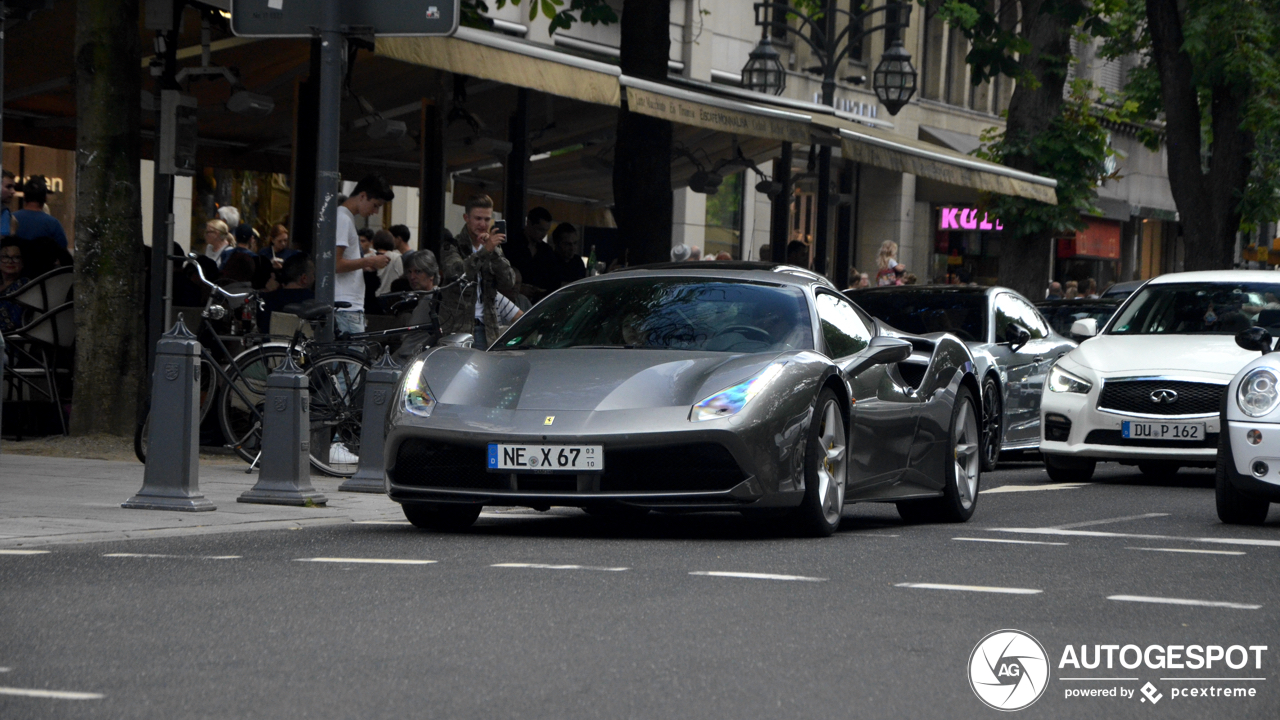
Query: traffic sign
xmin=229 ymin=0 xmax=459 ymax=37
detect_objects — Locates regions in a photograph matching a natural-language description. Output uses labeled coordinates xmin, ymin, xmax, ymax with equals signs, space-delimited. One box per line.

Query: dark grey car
xmin=847 ymin=285 xmax=1077 ymax=469
xmin=385 ymin=263 xmax=984 ymax=536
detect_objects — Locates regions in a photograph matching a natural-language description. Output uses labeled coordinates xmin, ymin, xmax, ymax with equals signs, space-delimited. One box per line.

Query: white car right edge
xmin=1039 ymin=271 xmax=1280 ymax=482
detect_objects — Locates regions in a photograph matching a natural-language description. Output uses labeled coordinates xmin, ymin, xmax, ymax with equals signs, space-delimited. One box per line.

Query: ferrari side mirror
xmin=1006 ymin=323 xmax=1031 ymax=352
xmin=843 ymin=336 xmax=912 ymax=376
xmin=439 ymin=333 xmax=475 ymax=349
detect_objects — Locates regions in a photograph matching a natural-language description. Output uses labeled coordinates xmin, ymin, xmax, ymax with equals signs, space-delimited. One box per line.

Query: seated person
xmin=395 ymin=250 xmax=443 ymax=360
xmin=0 ymin=238 xmax=29 ymax=332
xmin=257 ymin=253 xmax=315 ymax=332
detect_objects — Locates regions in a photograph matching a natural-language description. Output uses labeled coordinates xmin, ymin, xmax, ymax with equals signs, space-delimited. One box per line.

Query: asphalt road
xmin=2 ymin=460 xmax=1278 ymax=719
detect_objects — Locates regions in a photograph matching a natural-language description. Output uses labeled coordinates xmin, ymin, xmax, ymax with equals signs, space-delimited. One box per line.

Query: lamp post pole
xmin=313 ymin=0 xmax=343 ymax=343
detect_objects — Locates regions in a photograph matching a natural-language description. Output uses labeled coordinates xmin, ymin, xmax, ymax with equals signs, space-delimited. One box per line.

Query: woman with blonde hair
xmin=875 ymin=240 xmax=899 ymax=286
xmin=203 ymin=219 xmax=233 ymax=265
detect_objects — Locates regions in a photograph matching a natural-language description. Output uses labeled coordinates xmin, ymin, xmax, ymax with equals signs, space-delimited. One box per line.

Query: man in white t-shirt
xmin=334 ymin=175 xmax=394 ymax=335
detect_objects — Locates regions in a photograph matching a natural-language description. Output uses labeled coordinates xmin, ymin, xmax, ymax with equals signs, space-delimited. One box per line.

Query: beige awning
xmin=813 ymin=116 xmax=1059 ymax=205
xmin=621 ymin=76 xmax=811 ymax=144
xmin=376 ymin=28 xmax=621 ymax=107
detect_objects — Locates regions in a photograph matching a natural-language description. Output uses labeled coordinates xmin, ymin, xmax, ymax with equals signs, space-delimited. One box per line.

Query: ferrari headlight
xmin=1048 ymin=365 xmax=1092 ymax=394
xmin=691 ymin=362 xmax=787 ymax=422
xmin=402 ymin=359 xmax=437 ymax=417
xmin=1237 ymin=368 xmax=1280 ymax=417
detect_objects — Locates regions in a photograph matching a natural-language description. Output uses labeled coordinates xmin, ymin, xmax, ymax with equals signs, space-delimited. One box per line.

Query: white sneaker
xmin=329 ymin=442 xmax=360 ymax=465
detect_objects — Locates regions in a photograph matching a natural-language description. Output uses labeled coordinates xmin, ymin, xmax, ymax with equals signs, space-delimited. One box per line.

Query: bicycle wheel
xmin=134 ymin=356 xmax=219 ymax=464
xmin=218 ymin=345 xmax=292 ymax=464
xmin=305 ymin=353 xmax=371 ymax=477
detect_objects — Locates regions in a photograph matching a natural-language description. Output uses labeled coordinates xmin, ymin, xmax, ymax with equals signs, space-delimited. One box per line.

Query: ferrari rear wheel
xmin=788 ymin=388 xmax=847 ymax=537
xmin=897 ymin=386 xmax=980 ymax=523
xmin=402 ymin=502 xmax=482 ymax=531
xmin=980 ymin=377 xmax=1002 ymax=472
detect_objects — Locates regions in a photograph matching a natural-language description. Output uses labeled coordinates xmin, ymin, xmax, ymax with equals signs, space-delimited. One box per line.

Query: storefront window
xmin=705 ymin=171 xmax=743 ymax=260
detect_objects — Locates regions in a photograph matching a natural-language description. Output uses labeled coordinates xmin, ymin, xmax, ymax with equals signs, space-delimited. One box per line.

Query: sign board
xmin=939 ymin=207 xmax=1003 ymax=232
xmin=159 ymin=91 xmax=199 ymax=177
xmin=230 ymin=0 xmax=459 ymax=37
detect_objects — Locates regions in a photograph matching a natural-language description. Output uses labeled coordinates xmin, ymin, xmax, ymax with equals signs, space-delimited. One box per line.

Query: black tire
xmin=305 ymin=353 xmax=371 ymax=477
xmin=1215 ymin=430 xmax=1270 ymax=525
xmin=134 ymin=415 xmax=148 ymax=464
xmin=403 ymin=502 xmax=482 ymax=531
xmin=133 ymin=357 xmax=218 ymax=464
xmin=1043 ymin=453 xmax=1096 ymax=483
xmin=217 ymin=345 xmax=291 ymax=464
xmin=980 ymin=376 xmax=1002 ymax=472
xmin=896 ymin=385 xmax=981 ymax=523
xmin=583 ymin=505 xmax=651 ymax=520
xmin=1138 ymin=461 xmax=1182 ymax=478
xmin=787 ymin=388 xmax=848 ymax=537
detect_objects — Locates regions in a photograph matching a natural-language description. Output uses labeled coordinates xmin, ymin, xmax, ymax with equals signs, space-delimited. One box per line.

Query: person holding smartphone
xmin=438 ymin=194 xmax=518 ymax=348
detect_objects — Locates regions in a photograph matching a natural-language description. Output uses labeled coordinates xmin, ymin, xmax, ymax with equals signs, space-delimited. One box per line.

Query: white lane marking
xmin=103 ymin=553 xmax=240 ymax=560
xmin=0 ymin=667 xmax=10 ymax=672
xmin=988 ymin=528 xmax=1280 ymax=548
xmin=953 ymin=537 xmax=1068 ymax=546
xmin=895 ymin=583 xmax=1042 ymax=595
xmin=294 ymin=558 xmax=437 ymax=565
xmin=492 ymin=563 xmax=628 ymax=572
xmin=1160 ymin=677 xmax=1267 ymax=681
xmin=1127 ymin=547 xmax=1245 ymax=556
xmin=1060 ymin=677 xmax=1139 ymax=681
xmin=983 ymin=483 xmax=1087 ymax=494
xmin=1054 ymin=512 xmax=1170 ymax=529
xmin=1108 ymin=595 xmax=1261 ymax=610
xmin=352 ymin=520 xmax=411 ymax=525
xmin=0 ymin=549 xmax=50 ymax=555
xmin=690 ymin=571 xmax=826 ymax=582
xmin=0 ymin=686 xmax=104 ymax=700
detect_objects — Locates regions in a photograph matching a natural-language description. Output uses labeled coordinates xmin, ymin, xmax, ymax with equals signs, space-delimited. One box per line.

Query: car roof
xmin=1146 ymin=270 xmax=1280 ymax=285
xmin=1034 ymin=298 xmax=1120 ymax=308
xmin=847 ymin=284 xmax=999 ymax=296
xmin=602 ymin=261 xmax=835 ymax=290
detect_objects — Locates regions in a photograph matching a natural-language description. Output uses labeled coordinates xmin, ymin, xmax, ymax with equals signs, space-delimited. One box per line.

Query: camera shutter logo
xmin=969 ymin=630 xmax=1050 ymax=711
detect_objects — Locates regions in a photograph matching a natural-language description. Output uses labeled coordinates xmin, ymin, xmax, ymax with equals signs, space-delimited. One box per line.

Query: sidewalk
xmin=0 ymin=453 xmax=405 ymax=549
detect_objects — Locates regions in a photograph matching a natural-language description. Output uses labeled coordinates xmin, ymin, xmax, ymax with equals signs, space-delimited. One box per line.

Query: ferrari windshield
xmin=851 ymin=291 xmax=986 ymax=343
xmin=495 ymin=277 xmax=814 ymax=353
xmin=1109 ymin=282 xmax=1280 ymax=335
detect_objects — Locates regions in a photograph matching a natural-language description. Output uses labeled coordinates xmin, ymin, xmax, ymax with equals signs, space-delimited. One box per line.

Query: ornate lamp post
xmin=743 ymin=1 xmax=917 ymax=282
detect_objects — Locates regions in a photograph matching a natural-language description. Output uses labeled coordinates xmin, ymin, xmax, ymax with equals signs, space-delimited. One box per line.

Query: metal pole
xmin=505 ymin=88 xmax=529 ymax=249
xmin=313 ymin=0 xmax=343 ymax=343
xmin=1 ymin=4 xmax=6 ymax=454
xmin=419 ymin=97 xmax=445 ymax=257
xmin=813 ymin=0 xmax=837 ymax=277
xmin=770 ymin=142 xmax=791 ymax=263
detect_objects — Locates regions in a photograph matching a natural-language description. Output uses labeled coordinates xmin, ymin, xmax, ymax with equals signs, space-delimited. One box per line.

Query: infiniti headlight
xmin=690 ymin=362 xmax=788 ymax=422
xmin=1237 ymin=368 xmax=1280 ymax=417
xmin=1048 ymin=365 xmax=1092 ymax=394
xmin=401 ymin=359 xmax=437 ymax=417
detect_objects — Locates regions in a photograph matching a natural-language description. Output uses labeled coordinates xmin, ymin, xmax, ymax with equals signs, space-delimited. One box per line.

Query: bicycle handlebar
xmin=177 ymin=252 xmax=256 ymax=302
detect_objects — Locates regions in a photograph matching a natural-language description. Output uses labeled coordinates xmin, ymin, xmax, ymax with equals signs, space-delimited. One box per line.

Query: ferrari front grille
xmin=391 ymin=439 xmax=507 ymax=490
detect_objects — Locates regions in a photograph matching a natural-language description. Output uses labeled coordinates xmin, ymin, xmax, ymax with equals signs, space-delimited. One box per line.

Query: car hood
xmin=1068 ymin=334 xmax=1255 ymax=380
xmin=419 ymin=348 xmax=784 ymax=411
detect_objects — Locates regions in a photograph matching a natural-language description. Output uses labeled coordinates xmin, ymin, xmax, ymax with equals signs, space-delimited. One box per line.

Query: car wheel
xmin=980 ymin=377 xmax=1002 ymax=472
xmin=1043 ymin=453 xmax=1096 ymax=483
xmin=402 ymin=502 xmax=482 ymax=531
xmin=896 ymin=385 xmax=980 ymax=523
xmin=1215 ymin=430 xmax=1270 ymax=525
xmin=788 ymin=388 xmax=847 ymax=537
xmin=1138 ymin=461 xmax=1182 ymax=478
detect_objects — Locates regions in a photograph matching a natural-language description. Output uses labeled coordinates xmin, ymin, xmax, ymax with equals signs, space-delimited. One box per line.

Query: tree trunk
xmin=70 ymin=0 xmax=146 ymax=435
xmin=1146 ymin=0 xmax=1252 ymax=270
xmin=613 ymin=0 xmax=673 ymax=265
xmin=995 ymin=1 xmax=1073 ymax=300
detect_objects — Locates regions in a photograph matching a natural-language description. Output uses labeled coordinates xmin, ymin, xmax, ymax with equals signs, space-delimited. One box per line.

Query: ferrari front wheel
xmin=788 ymin=388 xmax=847 ymax=537
xmin=898 ymin=386 xmax=980 ymax=523
xmin=403 ymin=502 xmax=482 ymax=531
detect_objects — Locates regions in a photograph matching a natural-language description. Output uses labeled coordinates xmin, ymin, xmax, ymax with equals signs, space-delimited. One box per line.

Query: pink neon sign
xmin=939 ymin=207 xmax=1003 ymax=231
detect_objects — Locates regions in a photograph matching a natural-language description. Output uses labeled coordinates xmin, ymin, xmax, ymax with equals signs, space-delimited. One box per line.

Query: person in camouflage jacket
xmin=438 ymin=194 xmax=517 ymax=346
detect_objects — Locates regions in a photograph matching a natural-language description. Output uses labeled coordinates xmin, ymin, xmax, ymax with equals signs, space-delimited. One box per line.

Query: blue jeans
xmin=334 ymin=311 xmax=365 ymax=336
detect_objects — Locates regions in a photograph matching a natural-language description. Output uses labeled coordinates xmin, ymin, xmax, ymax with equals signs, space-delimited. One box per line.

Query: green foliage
xmin=974 ymin=80 xmax=1118 ymax=238
xmin=460 ymin=0 xmax=618 ymax=34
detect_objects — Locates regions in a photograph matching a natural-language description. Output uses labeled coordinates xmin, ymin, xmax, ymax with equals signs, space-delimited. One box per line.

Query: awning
xmin=621 ymin=76 xmax=811 ymax=144
xmin=376 ymin=27 xmax=621 ymax=107
xmin=821 ymin=120 xmax=1059 ymax=205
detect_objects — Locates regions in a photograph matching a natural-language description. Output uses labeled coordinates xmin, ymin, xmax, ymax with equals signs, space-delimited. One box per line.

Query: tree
xmin=612 ymin=0 xmax=674 ymax=265
xmin=934 ymin=0 xmax=1116 ymax=299
xmin=461 ymin=0 xmax=618 ymax=33
xmin=71 ymin=0 xmax=147 ymax=435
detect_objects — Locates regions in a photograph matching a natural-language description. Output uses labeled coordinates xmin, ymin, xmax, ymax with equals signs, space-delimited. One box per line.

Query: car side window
xmin=994 ymin=293 xmax=1047 ymax=341
xmin=815 ymin=292 xmax=872 ymax=359
xmin=1011 ymin=296 xmax=1049 ymax=339
xmin=993 ymin=294 xmax=1019 ymax=343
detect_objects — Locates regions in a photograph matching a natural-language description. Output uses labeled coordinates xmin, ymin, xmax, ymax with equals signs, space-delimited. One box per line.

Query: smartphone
xmin=492 ymin=220 xmax=507 ymax=235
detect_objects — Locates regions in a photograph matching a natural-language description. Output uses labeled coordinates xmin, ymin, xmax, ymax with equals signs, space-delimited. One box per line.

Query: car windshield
xmin=850 ymin=291 xmax=986 ymax=343
xmin=494 ymin=277 xmax=814 ymax=353
xmin=1108 ymin=282 xmax=1280 ymax=335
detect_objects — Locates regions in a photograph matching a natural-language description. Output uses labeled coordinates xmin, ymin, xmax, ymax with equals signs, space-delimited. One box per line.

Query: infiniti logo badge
xmin=1150 ymin=389 xmax=1179 ymax=404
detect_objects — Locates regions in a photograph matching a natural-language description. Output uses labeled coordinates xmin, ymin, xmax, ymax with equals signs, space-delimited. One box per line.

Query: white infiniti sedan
xmin=1039 ymin=270 xmax=1280 ymax=482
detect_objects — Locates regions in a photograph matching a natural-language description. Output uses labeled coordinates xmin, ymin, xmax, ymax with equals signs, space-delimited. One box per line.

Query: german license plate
xmin=1121 ymin=421 xmax=1204 ymax=441
xmin=487 ymin=444 xmax=603 ymax=473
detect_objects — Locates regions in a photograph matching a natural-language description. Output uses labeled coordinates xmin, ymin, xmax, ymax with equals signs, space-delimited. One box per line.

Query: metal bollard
xmin=238 ymin=354 xmax=328 ymax=506
xmin=339 ymin=353 xmax=402 ymax=493
xmin=123 ymin=318 xmax=214 ymax=511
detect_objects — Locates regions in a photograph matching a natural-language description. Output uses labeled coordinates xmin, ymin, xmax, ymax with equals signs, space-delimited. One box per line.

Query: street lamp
xmin=741 ymin=34 xmax=786 ymax=96
xmin=742 ymin=1 xmax=916 ymax=284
